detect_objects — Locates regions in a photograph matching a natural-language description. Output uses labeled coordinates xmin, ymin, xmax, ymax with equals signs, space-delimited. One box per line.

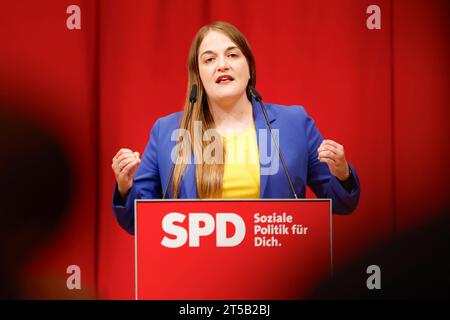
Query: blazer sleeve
xmin=112 ymin=119 xmax=163 ymax=234
xmin=304 ymin=111 xmax=361 ymax=214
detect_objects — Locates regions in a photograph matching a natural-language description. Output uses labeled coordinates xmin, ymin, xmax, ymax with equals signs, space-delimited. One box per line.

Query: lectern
xmin=135 ymin=199 xmax=332 ymax=299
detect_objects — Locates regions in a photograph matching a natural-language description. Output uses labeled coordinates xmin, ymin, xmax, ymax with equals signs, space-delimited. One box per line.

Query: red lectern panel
xmin=135 ymin=199 xmax=332 ymax=300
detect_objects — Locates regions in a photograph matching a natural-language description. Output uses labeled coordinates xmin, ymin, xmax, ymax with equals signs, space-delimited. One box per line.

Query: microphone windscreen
xmin=189 ymin=84 xmax=198 ymax=103
xmin=248 ymin=86 xmax=262 ymax=101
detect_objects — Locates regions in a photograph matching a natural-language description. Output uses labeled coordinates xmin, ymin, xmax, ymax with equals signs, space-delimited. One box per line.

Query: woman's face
xmin=198 ymin=30 xmax=250 ymax=105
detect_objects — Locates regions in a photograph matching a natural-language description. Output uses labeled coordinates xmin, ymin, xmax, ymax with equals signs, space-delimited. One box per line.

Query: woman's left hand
xmin=317 ymin=139 xmax=350 ymax=181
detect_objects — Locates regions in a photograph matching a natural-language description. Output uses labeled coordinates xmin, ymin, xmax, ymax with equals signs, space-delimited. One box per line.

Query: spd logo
xmin=161 ymin=212 xmax=246 ymax=248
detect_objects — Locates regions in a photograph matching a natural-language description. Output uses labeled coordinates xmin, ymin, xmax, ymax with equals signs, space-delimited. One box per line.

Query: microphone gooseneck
xmin=249 ymin=86 xmax=299 ymax=199
xmin=162 ymin=84 xmax=198 ymax=199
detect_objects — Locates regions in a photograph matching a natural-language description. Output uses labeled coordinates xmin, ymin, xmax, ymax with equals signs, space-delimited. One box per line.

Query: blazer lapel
xmin=252 ymin=97 xmax=276 ymax=198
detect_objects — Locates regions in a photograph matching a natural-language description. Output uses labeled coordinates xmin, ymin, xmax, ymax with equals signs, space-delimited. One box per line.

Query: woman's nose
xmin=216 ymin=56 xmax=230 ymax=72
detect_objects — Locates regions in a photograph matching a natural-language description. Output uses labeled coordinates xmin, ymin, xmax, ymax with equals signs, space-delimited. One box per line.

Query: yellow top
xmin=221 ymin=124 xmax=260 ymax=199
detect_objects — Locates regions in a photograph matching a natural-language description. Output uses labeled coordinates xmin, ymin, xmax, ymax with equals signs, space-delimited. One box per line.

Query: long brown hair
xmin=172 ymin=21 xmax=257 ymax=198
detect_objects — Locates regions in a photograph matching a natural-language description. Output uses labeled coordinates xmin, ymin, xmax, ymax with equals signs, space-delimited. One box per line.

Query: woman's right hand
xmin=112 ymin=148 xmax=141 ymax=199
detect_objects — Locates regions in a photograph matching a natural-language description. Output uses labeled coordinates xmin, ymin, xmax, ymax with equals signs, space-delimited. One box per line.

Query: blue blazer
xmin=113 ymin=98 xmax=361 ymax=234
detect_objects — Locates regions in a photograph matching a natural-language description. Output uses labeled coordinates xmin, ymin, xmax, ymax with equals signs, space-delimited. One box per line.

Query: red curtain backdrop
xmin=0 ymin=1 xmax=98 ymax=298
xmin=0 ymin=0 xmax=448 ymax=299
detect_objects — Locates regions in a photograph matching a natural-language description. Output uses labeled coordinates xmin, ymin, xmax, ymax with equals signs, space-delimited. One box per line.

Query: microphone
xmin=162 ymin=84 xmax=198 ymax=199
xmin=248 ymin=86 xmax=299 ymax=199
xmin=189 ymin=83 xmax=198 ymax=103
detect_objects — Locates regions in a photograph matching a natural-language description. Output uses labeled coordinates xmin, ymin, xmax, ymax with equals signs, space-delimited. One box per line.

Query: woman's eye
xmin=205 ymin=57 xmax=214 ymax=63
xmin=228 ymin=53 xmax=238 ymax=58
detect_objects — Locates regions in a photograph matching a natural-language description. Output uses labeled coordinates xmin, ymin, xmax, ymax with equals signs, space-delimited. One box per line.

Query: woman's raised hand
xmin=112 ymin=148 xmax=141 ymax=199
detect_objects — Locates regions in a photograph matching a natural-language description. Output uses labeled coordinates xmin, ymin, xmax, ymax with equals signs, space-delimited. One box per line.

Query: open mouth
xmin=216 ymin=74 xmax=234 ymax=84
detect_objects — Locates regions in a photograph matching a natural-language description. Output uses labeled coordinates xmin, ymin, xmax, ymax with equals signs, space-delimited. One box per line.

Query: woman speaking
xmin=111 ymin=21 xmax=360 ymax=235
